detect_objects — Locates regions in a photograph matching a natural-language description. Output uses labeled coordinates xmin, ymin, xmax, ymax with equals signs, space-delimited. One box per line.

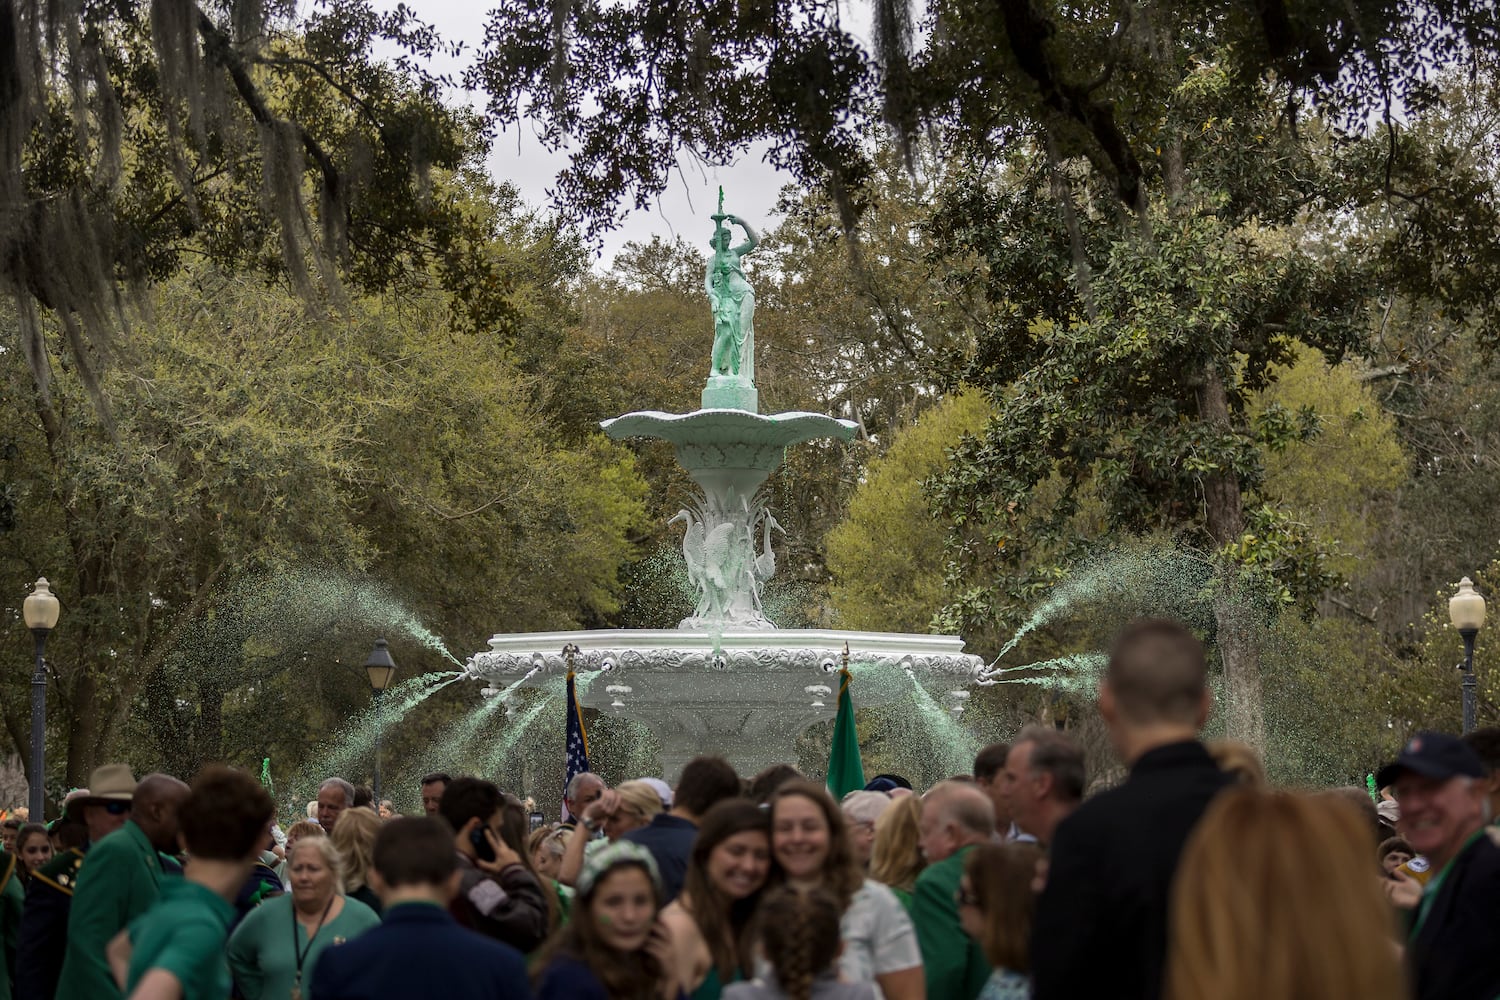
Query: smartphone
xmin=529 ymin=810 xmax=545 ymax=832
xmin=470 ymin=825 xmax=497 ymax=863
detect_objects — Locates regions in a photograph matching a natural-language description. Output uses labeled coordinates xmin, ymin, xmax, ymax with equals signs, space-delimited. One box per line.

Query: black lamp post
xmin=1450 ymin=577 xmax=1487 ymax=735
xmin=22 ymin=577 xmax=60 ymax=819
xmin=364 ymin=639 xmax=397 ymax=804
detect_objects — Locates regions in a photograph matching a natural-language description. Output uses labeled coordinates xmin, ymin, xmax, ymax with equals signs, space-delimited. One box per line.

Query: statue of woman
xmin=706 ymin=213 xmax=760 ymax=381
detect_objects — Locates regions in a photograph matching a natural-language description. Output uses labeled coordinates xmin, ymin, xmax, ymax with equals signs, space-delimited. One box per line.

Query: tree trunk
xmin=1195 ymin=370 xmax=1266 ymax=749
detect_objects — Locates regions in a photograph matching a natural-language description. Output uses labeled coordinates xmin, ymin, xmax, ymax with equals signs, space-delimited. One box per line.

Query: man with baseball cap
xmin=1379 ymin=730 xmax=1500 ymax=1000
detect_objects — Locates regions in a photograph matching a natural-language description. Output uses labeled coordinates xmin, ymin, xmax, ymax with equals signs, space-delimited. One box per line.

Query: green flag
xmin=826 ymin=668 xmax=866 ymax=798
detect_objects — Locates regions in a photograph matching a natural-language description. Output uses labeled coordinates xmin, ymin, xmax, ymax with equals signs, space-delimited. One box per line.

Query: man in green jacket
xmin=56 ymin=771 xmax=188 ymax=1000
xmin=912 ymin=780 xmax=997 ymax=1000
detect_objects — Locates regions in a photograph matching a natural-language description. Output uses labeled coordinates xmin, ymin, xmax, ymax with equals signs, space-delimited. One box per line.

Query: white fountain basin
xmin=467 ymin=628 xmax=985 ymax=778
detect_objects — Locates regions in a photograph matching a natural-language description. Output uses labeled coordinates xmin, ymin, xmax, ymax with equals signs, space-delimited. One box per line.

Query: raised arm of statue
xmin=727 ymin=215 xmax=759 ymax=255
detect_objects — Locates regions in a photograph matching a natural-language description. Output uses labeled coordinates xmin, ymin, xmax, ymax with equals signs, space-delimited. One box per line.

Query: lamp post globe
xmin=1451 ymin=577 xmax=1487 ymax=735
xmin=364 ymin=639 xmax=397 ymax=804
xmin=22 ymin=577 xmax=60 ymax=819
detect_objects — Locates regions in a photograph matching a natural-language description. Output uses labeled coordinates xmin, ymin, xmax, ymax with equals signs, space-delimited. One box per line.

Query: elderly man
xmin=1382 ymin=731 xmax=1500 ymax=1000
xmin=912 ymin=780 xmax=996 ymax=1000
xmin=56 ymin=771 xmax=189 ymax=999
xmin=1032 ymin=619 xmax=1231 ymax=1000
xmin=317 ymin=777 xmax=355 ymax=832
xmin=563 ymin=772 xmax=605 ymax=824
xmin=1002 ymin=725 xmax=1085 ymax=847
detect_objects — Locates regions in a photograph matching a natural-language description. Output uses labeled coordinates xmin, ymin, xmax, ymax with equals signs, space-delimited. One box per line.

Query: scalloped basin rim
xmin=601 ymin=409 xmax=859 ymax=444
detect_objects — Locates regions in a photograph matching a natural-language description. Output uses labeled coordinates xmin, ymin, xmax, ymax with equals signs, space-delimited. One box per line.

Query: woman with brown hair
xmin=14 ymin=823 xmax=52 ymax=879
xmin=329 ymin=804 xmax=383 ymax=915
xmin=661 ymin=800 xmax=774 ymax=998
xmin=957 ymin=843 xmax=1044 ymax=999
xmin=768 ymin=781 xmax=923 ymax=1000
xmin=869 ymin=795 xmax=925 ymax=909
xmin=534 ymin=841 xmax=681 ymax=999
xmin=1164 ymin=786 xmax=1408 ymax=1000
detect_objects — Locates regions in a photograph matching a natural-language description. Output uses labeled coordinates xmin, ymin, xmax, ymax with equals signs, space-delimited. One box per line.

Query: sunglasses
xmin=955 ymin=886 xmax=980 ymax=907
xmin=103 ymin=801 xmax=131 ymax=815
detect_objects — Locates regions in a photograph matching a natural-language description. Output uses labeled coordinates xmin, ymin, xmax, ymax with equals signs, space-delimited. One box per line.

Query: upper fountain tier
xmin=467 ymin=194 xmax=986 ymax=778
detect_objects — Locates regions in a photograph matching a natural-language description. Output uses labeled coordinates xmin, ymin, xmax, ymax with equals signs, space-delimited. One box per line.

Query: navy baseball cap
xmin=1376 ymin=731 xmax=1486 ymax=788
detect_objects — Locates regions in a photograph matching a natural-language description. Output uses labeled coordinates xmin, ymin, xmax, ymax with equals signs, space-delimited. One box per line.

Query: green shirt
xmin=911 ymin=845 xmax=992 ymax=1000
xmin=0 ymin=853 xmax=25 ymax=1000
xmin=126 ymin=879 xmax=236 ymax=1000
xmin=58 ymin=821 xmax=174 ymax=1000
xmin=226 ymin=892 xmax=381 ymax=1000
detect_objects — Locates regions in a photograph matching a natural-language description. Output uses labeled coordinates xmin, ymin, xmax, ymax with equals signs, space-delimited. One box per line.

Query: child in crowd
xmin=958 ymin=843 xmax=1044 ymax=1000
xmin=723 ymin=885 xmax=876 ymax=1000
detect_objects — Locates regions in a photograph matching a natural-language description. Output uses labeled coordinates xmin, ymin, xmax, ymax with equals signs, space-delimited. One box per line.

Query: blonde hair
xmin=615 ymin=780 xmax=665 ymax=823
xmin=1206 ymin=740 xmax=1267 ymax=787
xmin=289 ymin=834 xmax=346 ymax=893
xmin=285 ymin=820 xmax=325 ymax=844
xmin=870 ymin=794 xmax=924 ymax=893
xmin=1165 ymin=788 xmax=1408 ymax=1000
xmin=329 ymin=807 xmax=381 ymax=893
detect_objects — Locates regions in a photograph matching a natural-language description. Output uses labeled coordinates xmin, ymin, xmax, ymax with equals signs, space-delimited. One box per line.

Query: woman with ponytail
xmin=722 ymin=885 xmax=875 ymax=1000
xmin=661 ymin=800 xmax=774 ymax=998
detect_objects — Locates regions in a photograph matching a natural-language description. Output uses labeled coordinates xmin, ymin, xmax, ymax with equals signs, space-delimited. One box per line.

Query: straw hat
xmin=64 ymin=764 xmax=137 ymax=821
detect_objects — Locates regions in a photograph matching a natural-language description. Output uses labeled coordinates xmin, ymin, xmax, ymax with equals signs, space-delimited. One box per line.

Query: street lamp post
xmin=364 ymin=639 xmax=397 ymax=805
xmin=22 ymin=578 xmax=60 ymax=819
xmin=1450 ymin=577 xmax=1487 ymax=735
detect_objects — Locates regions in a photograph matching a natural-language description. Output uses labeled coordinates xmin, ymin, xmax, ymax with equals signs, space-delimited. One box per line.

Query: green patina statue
xmin=706 ymin=187 xmax=760 ymax=382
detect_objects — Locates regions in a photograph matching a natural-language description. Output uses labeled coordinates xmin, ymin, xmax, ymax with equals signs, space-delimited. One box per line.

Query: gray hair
xmin=289 ymin=833 xmax=346 ymax=894
xmin=543 ymin=828 xmax=572 ymax=858
xmin=841 ymin=790 xmax=892 ymax=826
xmin=1015 ymin=725 xmax=1086 ymax=803
xmin=319 ymin=777 xmax=355 ymax=806
xmin=566 ymin=772 xmax=604 ymax=798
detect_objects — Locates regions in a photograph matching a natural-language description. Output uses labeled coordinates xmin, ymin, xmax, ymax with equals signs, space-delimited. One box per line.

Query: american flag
xmin=562 ymin=668 xmax=591 ymax=822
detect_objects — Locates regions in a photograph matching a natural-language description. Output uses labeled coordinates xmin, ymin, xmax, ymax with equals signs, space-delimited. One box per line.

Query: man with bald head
xmin=912 ymin=780 xmax=996 ymax=1000
xmin=1031 ymin=619 xmax=1232 ymax=1000
xmin=56 ymin=771 xmax=189 ymax=999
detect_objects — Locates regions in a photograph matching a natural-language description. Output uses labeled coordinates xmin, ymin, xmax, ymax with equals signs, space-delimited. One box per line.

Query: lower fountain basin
xmin=467 ymin=629 xmax=985 ymax=778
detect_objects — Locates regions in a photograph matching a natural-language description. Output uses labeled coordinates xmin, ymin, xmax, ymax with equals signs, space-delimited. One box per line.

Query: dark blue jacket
xmin=309 ymin=901 xmax=532 ymax=1000
xmin=621 ymin=814 xmax=697 ymax=903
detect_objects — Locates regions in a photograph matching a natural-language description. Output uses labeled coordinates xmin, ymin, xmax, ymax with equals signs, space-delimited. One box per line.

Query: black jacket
xmin=1031 ymin=739 xmax=1230 ymax=1000
xmin=1408 ymin=829 xmax=1500 ymax=1000
xmin=448 ymin=854 xmax=550 ymax=954
xmin=14 ymin=847 xmax=85 ymax=1000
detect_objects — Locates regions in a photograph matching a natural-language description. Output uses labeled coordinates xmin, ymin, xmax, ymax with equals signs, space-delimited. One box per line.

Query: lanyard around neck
xmin=292 ymin=896 xmax=336 ymax=982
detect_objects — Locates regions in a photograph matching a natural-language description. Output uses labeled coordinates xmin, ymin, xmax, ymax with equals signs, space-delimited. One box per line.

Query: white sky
xmin=366 ymin=1 xmax=805 ymax=265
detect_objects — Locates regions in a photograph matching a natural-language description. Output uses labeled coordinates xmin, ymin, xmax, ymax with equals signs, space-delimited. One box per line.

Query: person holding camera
xmin=438 ymin=778 xmax=549 ymax=955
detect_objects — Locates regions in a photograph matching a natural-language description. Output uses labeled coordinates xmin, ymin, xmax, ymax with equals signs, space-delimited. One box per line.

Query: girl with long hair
xmin=768 ymin=781 xmax=923 ymax=1000
xmin=534 ymin=841 xmax=681 ymax=999
xmin=661 ymin=800 xmax=773 ymax=998
xmin=14 ymin=823 xmax=52 ymax=880
xmin=958 ymin=843 xmax=1044 ymax=1000
xmin=868 ymin=796 xmax=924 ymax=909
xmin=723 ymin=885 xmax=875 ymax=1000
xmin=1164 ymin=786 xmax=1408 ymax=1000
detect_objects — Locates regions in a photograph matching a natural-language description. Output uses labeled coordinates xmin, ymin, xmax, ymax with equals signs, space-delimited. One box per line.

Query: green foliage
xmin=826 ymin=391 xmax=991 ymax=632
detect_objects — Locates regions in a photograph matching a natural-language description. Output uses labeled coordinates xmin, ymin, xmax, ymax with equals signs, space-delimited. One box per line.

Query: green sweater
xmin=910 ymin=845 xmax=992 ymax=1000
xmin=227 ymin=893 xmax=381 ymax=999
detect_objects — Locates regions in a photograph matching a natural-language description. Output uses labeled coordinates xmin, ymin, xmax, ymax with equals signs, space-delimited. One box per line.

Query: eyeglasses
xmin=955 ymin=886 xmax=980 ymax=907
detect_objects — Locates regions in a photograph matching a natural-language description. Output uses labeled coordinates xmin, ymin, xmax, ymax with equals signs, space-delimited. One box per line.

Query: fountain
xmin=467 ymin=194 xmax=986 ymax=778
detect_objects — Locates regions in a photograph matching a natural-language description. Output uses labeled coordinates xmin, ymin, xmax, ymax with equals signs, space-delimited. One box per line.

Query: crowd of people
xmin=0 ymin=616 xmax=1497 ymax=999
